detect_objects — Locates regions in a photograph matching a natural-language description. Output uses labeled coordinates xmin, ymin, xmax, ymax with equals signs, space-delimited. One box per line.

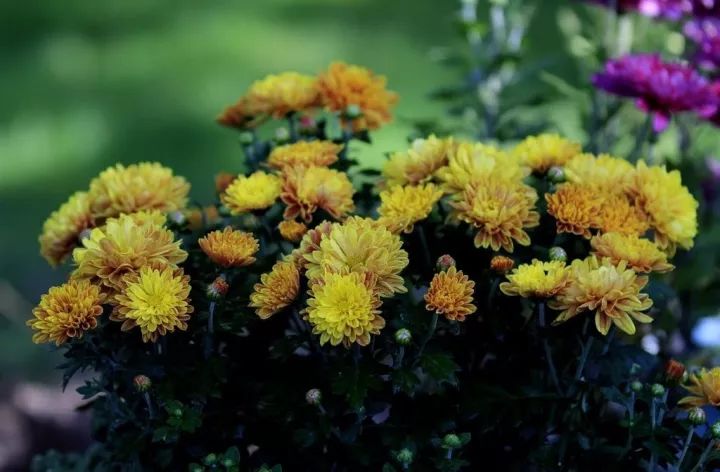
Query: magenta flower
xmin=593 ymin=54 xmax=718 ymax=131
xmin=685 ymin=19 xmax=720 ymax=68
xmin=583 ymin=0 xmax=691 ymax=19
xmin=690 ymin=0 xmax=720 ymax=17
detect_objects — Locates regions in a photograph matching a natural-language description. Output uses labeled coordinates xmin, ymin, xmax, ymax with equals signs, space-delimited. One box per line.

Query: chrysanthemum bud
xmin=133 ymin=375 xmax=152 ymax=392
xmin=490 ymin=255 xmax=514 ymax=274
xmin=305 ymin=388 xmax=322 ymax=406
xmin=189 ymin=465 xmax=203 ymax=472
xmin=274 ymin=127 xmax=290 ymax=143
xmin=689 ymin=407 xmax=707 ymax=426
xmin=547 ymin=166 xmax=566 ymax=183
xmin=206 ymin=276 xmax=229 ymax=301
xmin=436 ymin=254 xmax=456 ymax=272
xmin=203 ymin=453 xmax=217 ymax=466
xmin=664 ymin=359 xmax=686 ymax=386
xmin=298 ymin=115 xmax=317 ymax=134
xmin=238 ymin=131 xmax=255 ymax=145
xmin=215 ymin=172 xmax=236 ymax=194
xmin=396 ymin=448 xmax=413 ymax=464
xmin=548 ymin=246 xmax=567 ymax=263
xmin=711 ymin=422 xmax=720 ymax=439
xmin=650 ymin=383 xmax=665 ymax=397
xmin=345 ymin=104 xmax=362 ymax=119
xmin=394 ymin=328 xmax=412 ymax=346
xmin=442 ymin=433 xmax=462 ymax=449
xmin=630 ymin=381 xmax=643 ymax=393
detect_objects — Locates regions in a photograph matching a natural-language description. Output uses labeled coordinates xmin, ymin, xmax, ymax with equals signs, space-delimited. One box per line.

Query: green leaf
xmin=420 ymin=351 xmax=460 ymax=386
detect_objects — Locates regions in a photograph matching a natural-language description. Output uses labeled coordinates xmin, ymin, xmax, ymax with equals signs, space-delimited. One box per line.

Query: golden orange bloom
xmin=512 ymin=134 xmax=581 ymax=173
xmin=377 ymin=184 xmax=443 ymax=234
xmin=424 ymin=266 xmax=477 ymax=321
xmin=222 ymin=171 xmax=282 ymax=215
xmin=500 ymin=260 xmax=570 ymax=299
xmin=679 ymin=368 xmax=720 ymax=408
xmin=281 ymin=166 xmax=355 ymax=222
xmin=217 ymin=100 xmax=253 ymax=129
xmin=285 ymin=220 xmax=334 ymax=270
xmin=564 ymin=153 xmax=635 ymax=192
xmin=27 ymin=279 xmax=106 ymax=345
xmin=545 ymin=183 xmax=604 ymax=239
xmin=250 ymin=261 xmax=300 ymax=319
xmin=278 ymin=220 xmax=308 ymax=242
xmin=490 ymin=255 xmax=515 ymax=274
xmin=88 ymin=162 xmax=190 ymax=219
xmin=590 ymin=233 xmax=673 ymax=274
xmin=382 ymin=135 xmax=455 ymax=187
xmin=437 ymin=141 xmax=526 ymax=194
xmin=451 ymin=176 xmax=540 ymax=252
xmin=593 ymin=193 xmax=649 ymax=236
xmin=198 ymin=227 xmax=259 ymax=268
xmin=268 ymin=141 xmax=342 ymax=170
xmin=317 ymin=62 xmax=398 ymax=131
xmin=39 ymin=191 xmax=95 ymax=267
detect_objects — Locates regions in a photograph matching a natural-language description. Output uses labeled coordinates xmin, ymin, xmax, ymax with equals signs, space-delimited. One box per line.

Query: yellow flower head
xmin=39 ymin=191 xmax=95 ymax=267
xmin=305 ymin=272 xmax=384 ymax=347
xmin=382 ymin=135 xmax=455 ymax=187
xmin=268 ymin=140 xmax=342 ymax=170
xmin=285 ymin=220 xmax=334 ymax=270
xmin=424 ymin=266 xmax=477 ymax=321
xmin=281 ymin=166 xmax=355 ymax=222
xmin=437 ymin=141 xmax=526 ymax=194
xmin=451 ymin=177 xmax=540 ymax=252
xmin=27 ymin=279 xmax=106 ymax=345
xmin=72 ymin=212 xmax=187 ymax=292
xmin=594 ymin=193 xmax=650 ymax=236
xmin=564 ymin=153 xmax=635 ymax=192
xmin=591 ymin=233 xmax=673 ymax=274
xmin=545 ymin=183 xmax=604 ymax=239
xmin=278 ymin=219 xmax=308 ymax=242
xmin=242 ymin=71 xmax=319 ymax=118
xmin=111 ymin=267 xmax=193 ymax=343
xmin=250 ymin=261 xmax=300 ymax=319
xmin=679 ymin=368 xmax=720 ymax=408
xmin=549 ymin=256 xmax=653 ymax=335
xmin=217 ymin=100 xmax=253 ymax=129
xmin=222 ymin=171 xmax=282 ymax=215
xmin=317 ymin=62 xmax=398 ymax=131
xmin=512 ymin=134 xmax=581 ymax=173
xmin=377 ymin=184 xmax=443 ymax=234
xmin=198 ymin=227 xmax=259 ymax=268
xmin=500 ymin=260 xmax=570 ymax=299
xmin=88 ymin=162 xmax=190 ymax=219
xmin=628 ymin=161 xmax=698 ymax=252
xmin=304 ymin=217 xmax=409 ymax=298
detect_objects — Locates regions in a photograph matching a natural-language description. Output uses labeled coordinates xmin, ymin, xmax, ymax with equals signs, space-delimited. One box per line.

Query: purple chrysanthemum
xmin=685 ymin=19 xmax=720 ymax=69
xmin=583 ymin=0 xmax=691 ymax=19
xmin=690 ymin=0 xmax=720 ymax=17
xmin=593 ymin=54 xmax=718 ymax=131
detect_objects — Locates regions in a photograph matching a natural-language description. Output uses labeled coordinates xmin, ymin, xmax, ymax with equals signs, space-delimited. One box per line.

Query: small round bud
xmin=215 ymin=172 xmax=236 ymax=194
xmin=689 ymin=407 xmax=707 ymax=426
xmin=630 ymin=380 xmax=643 ymax=393
xmin=172 ymin=408 xmax=183 ymax=417
xmin=442 ymin=433 xmax=462 ymax=449
xmin=206 ymin=276 xmax=229 ymax=301
xmin=189 ymin=465 xmax=203 ymax=472
xmin=650 ymin=383 xmax=665 ymax=398
xmin=711 ymin=422 xmax=720 ymax=439
xmin=548 ymin=247 xmax=567 ymax=263
xmin=396 ymin=448 xmax=413 ymax=464
xmin=305 ymin=388 xmax=322 ymax=406
xmin=274 ymin=127 xmax=290 ymax=143
xmin=238 ymin=131 xmax=255 ymax=145
xmin=223 ymin=459 xmax=235 ymax=468
xmin=345 ymin=104 xmax=362 ymax=119
xmin=133 ymin=375 xmax=152 ymax=393
xmin=394 ymin=328 xmax=412 ymax=346
xmin=436 ymin=254 xmax=456 ymax=272
xmin=203 ymin=453 xmax=217 ymax=466
xmin=664 ymin=359 xmax=686 ymax=386
xmin=490 ymin=255 xmax=514 ymax=274
xmin=547 ymin=166 xmax=566 ymax=184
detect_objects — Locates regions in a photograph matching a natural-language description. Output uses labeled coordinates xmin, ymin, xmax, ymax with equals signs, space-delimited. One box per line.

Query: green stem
xmin=415 ymin=313 xmax=439 ymax=365
xmin=690 ymin=439 xmax=717 ymax=472
xmin=625 ymin=391 xmax=635 ymax=453
xmin=417 ymin=225 xmax=432 ymax=270
xmin=395 ymin=346 xmax=405 ymax=370
xmin=538 ymin=303 xmax=562 ymax=395
xmin=629 ymin=113 xmax=653 ymax=163
xmin=675 ymin=426 xmax=694 ymax=471
xmin=574 ymin=336 xmax=595 ymax=383
xmin=287 ymin=114 xmax=298 ymax=142
xmin=143 ymin=392 xmax=155 ymax=420
xmin=486 ymin=278 xmax=500 ymax=312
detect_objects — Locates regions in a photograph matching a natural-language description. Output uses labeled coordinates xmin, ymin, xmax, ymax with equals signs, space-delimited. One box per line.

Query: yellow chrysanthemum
xmin=590 ymin=233 xmax=673 ymax=274
xmin=198 ymin=227 xmax=259 ymax=268
xmin=304 ymin=217 xmax=409 ymax=298
xmin=377 ymin=184 xmax=443 ymax=234
xmin=267 ymin=141 xmax=342 ymax=170
xmin=111 ymin=267 xmax=193 ymax=343
xmin=222 ymin=171 xmax=282 ymax=215
xmin=238 ymin=72 xmax=320 ymax=119
xmin=679 ymin=368 xmax=720 ymax=408
xmin=593 ymin=193 xmax=650 ymax=236
xmin=88 ymin=162 xmax=190 ymax=219
xmin=250 ymin=261 xmax=301 ymax=319
xmin=305 ymin=272 xmax=384 ymax=347
xmin=545 ymin=183 xmax=604 ymax=239
xmin=564 ymin=153 xmax=635 ymax=192
xmin=500 ymin=260 xmax=570 ymax=299
xmin=281 ymin=166 xmax=355 ymax=222
xmin=39 ymin=191 xmax=95 ymax=267
xmin=217 ymin=99 xmax=253 ymax=129
xmin=512 ymin=134 xmax=581 ymax=173
xmin=278 ymin=220 xmax=308 ymax=242
xmin=549 ymin=256 xmax=653 ymax=335
xmin=451 ymin=177 xmax=540 ymax=252
xmin=285 ymin=220 xmax=334 ymax=270
xmin=437 ymin=141 xmax=526 ymax=194
xmin=382 ymin=135 xmax=455 ymax=187
xmin=317 ymin=62 xmax=398 ymax=131
xmin=72 ymin=212 xmax=187 ymax=292
xmin=27 ymin=279 xmax=106 ymax=345
xmin=424 ymin=266 xmax=477 ymax=321
xmin=628 ymin=161 xmax=698 ymax=252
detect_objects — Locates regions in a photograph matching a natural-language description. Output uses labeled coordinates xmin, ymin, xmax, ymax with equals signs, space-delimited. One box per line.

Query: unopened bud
xmin=664 ymin=359 xmax=686 ymax=386
xmin=203 ymin=453 xmax=217 ymax=466
xmin=345 ymin=104 xmax=362 ymax=119
xmin=630 ymin=381 xmax=643 ymax=393
xmin=238 ymin=131 xmax=255 ymax=145
xmin=223 ymin=459 xmax=234 ymax=468
xmin=206 ymin=276 xmax=229 ymax=301
xmin=547 ymin=166 xmax=566 ymax=183
xmin=650 ymin=383 xmax=665 ymax=397
xmin=274 ymin=127 xmax=290 ymax=143
xmin=133 ymin=375 xmax=152 ymax=392
xmin=689 ymin=407 xmax=707 ymax=426
xmin=396 ymin=448 xmax=413 ymax=464
xmin=305 ymin=388 xmax=322 ymax=406
xmin=215 ymin=172 xmax=236 ymax=194
xmin=436 ymin=254 xmax=456 ymax=272
xmin=298 ymin=115 xmax=317 ymax=134
xmin=394 ymin=328 xmax=412 ymax=346
xmin=442 ymin=433 xmax=462 ymax=449
xmin=490 ymin=255 xmax=514 ymax=274
xmin=711 ymin=422 xmax=720 ymax=439
xmin=548 ymin=247 xmax=567 ymax=263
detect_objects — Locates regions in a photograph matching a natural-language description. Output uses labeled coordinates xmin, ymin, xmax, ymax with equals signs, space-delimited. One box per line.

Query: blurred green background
xmin=0 ymin=0 xmax=579 ymax=382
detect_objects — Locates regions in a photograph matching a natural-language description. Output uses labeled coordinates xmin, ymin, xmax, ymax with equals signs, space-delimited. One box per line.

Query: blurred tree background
xmin=0 ymin=0 xmax=594 ymax=382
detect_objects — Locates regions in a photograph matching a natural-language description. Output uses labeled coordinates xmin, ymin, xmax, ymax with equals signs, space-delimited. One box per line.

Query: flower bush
xmin=26 ymin=5 xmax=720 ymax=470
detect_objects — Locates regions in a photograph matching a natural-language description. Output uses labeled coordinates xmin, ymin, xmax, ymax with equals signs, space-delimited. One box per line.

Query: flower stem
xmin=574 ymin=335 xmax=595 ymax=383
xmin=690 ymin=439 xmax=717 ymax=472
xmin=538 ymin=303 xmax=562 ymax=395
xmin=675 ymin=426 xmax=694 ymax=471
xmin=486 ymin=278 xmax=500 ymax=312
xmin=629 ymin=113 xmax=653 ymax=163
xmin=415 ymin=313 xmax=439 ymax=365
xmin=143 ymin=392 xmax=155 ymax=420
xmin=417 ymin=225 xmax=432 ymax=270
xmin=625 ymin=391 xmax=635 ymax=453
xmin=204 ymin=301 xmax=216 ymax=359
xmin=395 ymin=346 xmax=405 ymax=370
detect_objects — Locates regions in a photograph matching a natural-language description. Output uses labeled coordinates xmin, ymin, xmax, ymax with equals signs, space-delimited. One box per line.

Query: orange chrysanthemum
xmin=545 ymin=183 xmax=604 ymax=239
xmin=490 ymin=255 xmax=515 ymax=274
xmin=424 ymin=266 xmax=477 ymax=321
xmin=281 ymin=166 xmax=355 ymax=222
xmin=250 ymin=261 xmax=300 ymax=319
xmin=268 ymin=141 xmax=342 ymax=170
xmin=590 ymin=233 xmax=674 ymax=274
xmin=278 ymin=220 xmax=308 ymax=242
xmin=382 ymin=135 xmax=455 ymax=187
xmin=594 ymin=193 xmax=650 ymax=236
xmin=198 ymin=227 xmax=259 ymax=268
xmin=377 ymin=184 xmax=443 ymax=234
